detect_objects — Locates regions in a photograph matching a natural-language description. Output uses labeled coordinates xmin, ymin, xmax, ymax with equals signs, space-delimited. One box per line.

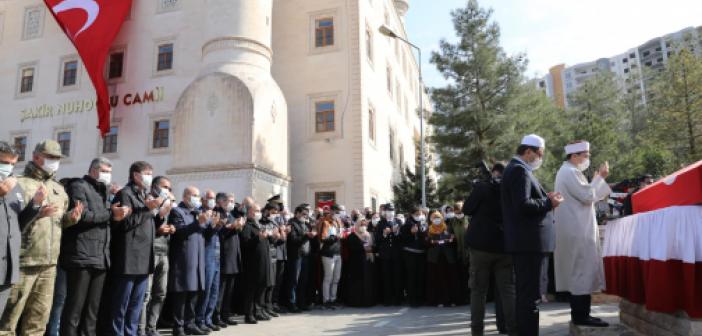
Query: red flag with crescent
xmin=44 ymin=0 xmax=132 ymax=136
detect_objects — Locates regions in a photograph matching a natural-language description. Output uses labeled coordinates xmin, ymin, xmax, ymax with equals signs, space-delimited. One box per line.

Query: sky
xmin=405 ymin=0 xmax=702 ymax=88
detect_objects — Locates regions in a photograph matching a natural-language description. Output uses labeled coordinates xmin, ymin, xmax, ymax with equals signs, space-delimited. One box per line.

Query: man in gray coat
xmin=0 ymin=141 xmax=41 ymax=316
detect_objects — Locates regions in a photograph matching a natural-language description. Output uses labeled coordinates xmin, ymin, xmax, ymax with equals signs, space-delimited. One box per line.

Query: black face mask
xmin=351 ymin=214 xmax=359 ymax=222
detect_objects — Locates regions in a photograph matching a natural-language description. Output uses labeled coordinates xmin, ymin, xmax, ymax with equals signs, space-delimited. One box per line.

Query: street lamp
xmin=379 ymin=24 xmax=426 ymax=209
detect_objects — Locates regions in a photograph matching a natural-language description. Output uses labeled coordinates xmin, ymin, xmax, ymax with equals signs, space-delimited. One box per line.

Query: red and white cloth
xmin=603 ymin=206 xmax=702 ymax=318
xmin=632 ymin=160 xmax=702 ymax=214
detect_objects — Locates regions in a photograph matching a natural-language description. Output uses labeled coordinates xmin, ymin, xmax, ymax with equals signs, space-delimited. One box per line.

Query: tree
xmin=392 ymin=142 xmax=440 ymax=214
xmin=647 ymin=48 xmax=702 ymax=165
xmin=429 ymin=0 xmax=527 ymax=195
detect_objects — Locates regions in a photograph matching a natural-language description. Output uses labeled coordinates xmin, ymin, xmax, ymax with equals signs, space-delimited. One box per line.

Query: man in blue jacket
xmin=501 ymin=135 xmax=562 ymax=336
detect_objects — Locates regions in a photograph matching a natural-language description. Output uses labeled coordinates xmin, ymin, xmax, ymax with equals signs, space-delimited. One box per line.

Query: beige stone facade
xmin=0 ymin=0 xmax=428 ymax=210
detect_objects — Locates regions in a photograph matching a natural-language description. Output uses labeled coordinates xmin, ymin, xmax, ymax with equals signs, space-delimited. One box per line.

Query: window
xmin=630 ymin=53 xmax=636 ymax=58
xmin=624 ymin=68 xmax=629 ymax=74
xmin=62 ymin=60 xmax=78 ymax=87
xmin=657 ymin=57 xmax=663 ymax=63
xmin=314 ymin=192 xmax=336 ymax=208
xmin=315 ymin=18 xmax=334 ymax=48
xmin=153 ymin=120 xmax=170 ymax=149
xmin=57 ymin=131 xmax=71 ymax=157
xmin=157 ymin=43 xmax=174 ymax=72
xmin=622 ymin=58 xmax=628 ymax=63
xmin=389 ymin=128 xmax=395 ymax=161
xmin=645 ymin=61 xmax=652 ymax=66
xmin=315 ymin=101 xmax=335 ymax=133
xmin=387 ymin=66 xmax=392 ymax=95
xmin=20 ymin=67 xmax=35 ymax=93
xmin=14 ymin=136 xmax=27 ymax=162
xmin=643 ymin=51 xmax=650 ymax=57
xmin=22 ymin=7 xmax=43 ymax=40
xmin=108 ymin=51 xmax=124 ymax=79
xmin=365 ymin=27 xmax=373 ymax=62
xmin=655 ymin=46 xmax=662 ymax=52
xmin=103 ymin=126 xmax=118 ymax=154
xmin=368 ymin=107 xmax=376 ymax=142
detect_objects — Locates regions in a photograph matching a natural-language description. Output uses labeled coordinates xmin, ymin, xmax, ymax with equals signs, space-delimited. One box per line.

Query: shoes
xmin=266 ymin=309 xmax=280 ymax=317
xmin=184 ymin=324 xmax=208 ymax=335
xmin=224 ymin=316 xmax=238 ymax=326
xmin=573 ymin=316 xmax=610 ymax=327
xmin=205 ymin=322 xmax=220 ymax=332
xmin=299 ymin=305 xmax=311 ymax=311
xmin=324 ymin=302 xmax=337 ymax=310
xmin=196 ymin=324 xmax=212 ymax=334
xmin=245 ymin=315 xmax=258 ymax=324
xmin=172 ymin=328 xmax=186 ymax=336
xmin=145 ymin=330 xmax=162 ymax=336
xmin=287 ymin=305 xmax=302 ymax=313
xmin=255 ymin=313 xmax=271 ymax=321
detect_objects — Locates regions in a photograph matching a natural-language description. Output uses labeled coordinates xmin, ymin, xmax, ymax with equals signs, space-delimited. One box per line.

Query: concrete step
xmin=570 ymin=322 xmax=641 ymax=336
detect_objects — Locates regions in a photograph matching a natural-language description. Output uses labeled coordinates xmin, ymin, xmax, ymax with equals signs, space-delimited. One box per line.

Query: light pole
xmin=379 ymin=25 xmax=426 ymax=209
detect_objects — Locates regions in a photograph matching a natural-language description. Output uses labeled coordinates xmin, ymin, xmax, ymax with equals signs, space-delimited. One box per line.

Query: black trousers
xmin=60 ymin=268 xmax=106 ymax=336
xmin=216 ymin=274 xmax=238 ymax=320
xmin=243 ymin=284 xmax=265 ymax=317
xmin=402 ymin=251 xmax=426 ymax=306
xmin=570 ymin=294 xmax=592 ymax=321
xmin=296 ymin=255 xmax=311 ymax=308
xmin=263 ymin=286 xmax=275 ymax=311
xmin=513 ymin=253 xmax=544 ymax=336
xmin=379 ymin=258 xmax=403 ymax=305
xmin=273 ymin=260 xmax=286 ymax=306
xmin=172 ymin=291 xmax=199 ymax=329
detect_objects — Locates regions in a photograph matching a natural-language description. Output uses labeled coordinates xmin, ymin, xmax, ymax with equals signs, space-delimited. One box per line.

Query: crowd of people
xmin=0 ymin=134 xmax=614 ymax=336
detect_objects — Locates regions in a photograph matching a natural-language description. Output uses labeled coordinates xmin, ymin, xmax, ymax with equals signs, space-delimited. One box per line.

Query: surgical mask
xmin=42 ymin=159 xmax=60 ymax=174
xmin=413 ymin=215 xmax=422 ymax=222
xmin=141 ymin=173 xmax=153 ymax=188
xmin=98 ymin=172 xmax=112 ymax=185
xmin=372 ymin=218 xmax=380 ymax=225
xmin=271 ymin=214 xmax=280 ymax=221
xmin=190 ymin=196 xmax=202 ymax=209
xmin=396 ymin=217 xmax=405 ymax=225
xmin=445 ymin=212 xmax=455 ymax=219
xmin=339 ymin=211 xmax=347 ymax=217
xmin=254 ymin=212 xmax=262 ymax=221
xmin=328 ymin=226 xmax=337 ymax=236
xmin=385 ymin=212 xmax=395 ymax=220
xmin=577 ymin=159 xmax=590 ymax=172
xmin=207 ymin=199 xmax=216 ymax=209
xmin=432 ymin=218 xmax=442 ymax=225
xmin=226 ymin=202 xmax=236 ymax=212
xmin=529 ymin=158 xmax=543 ymax=171
xmin=158 ymin=188 xmax=169 ymax=200
xmin=0 ymin=163 xmax=14 ymax=180
xmin=456 ymin=213 xmax=465 ymax=219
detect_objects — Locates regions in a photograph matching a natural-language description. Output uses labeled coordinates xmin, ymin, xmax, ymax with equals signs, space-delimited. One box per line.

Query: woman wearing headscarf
xmin=425 ymin=210 xmax=459 ymax=307
xmin=445 ymin=202 xmax=470 ymax=305
xmin=345 ymin=218 xmax=377 ymax=307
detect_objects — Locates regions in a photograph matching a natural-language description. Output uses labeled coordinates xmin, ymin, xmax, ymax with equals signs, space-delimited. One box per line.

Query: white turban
xmin=565 ymin=141 xmax=590 ymax=155
xmin=521 ymin=134 xmax=545 ymax=148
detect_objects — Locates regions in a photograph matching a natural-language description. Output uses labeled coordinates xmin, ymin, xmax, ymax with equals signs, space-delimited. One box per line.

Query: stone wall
xmin=620 ymin=299 xmax=702 ymax=336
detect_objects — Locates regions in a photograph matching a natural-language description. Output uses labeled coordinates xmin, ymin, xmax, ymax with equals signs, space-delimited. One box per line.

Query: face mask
xmin=42 ymin=159 xmax=60 ymax=174
xmin=351 ymin=214 xmax=359 ymax=221
xmin=0 ymin=164 xmax=14 ymax=180
xmin=397 ymin=217 xmax=405 ymax=225
xmin=190 ymin=196 xmax=202 ymax=209
xmin=529 ymin=157 xmax=543 ymax=171
xmin=141 ymin=173 xmax=153 ymax=188
xmin=339 ymin=211 xmax=347 ymax=217
xmin=445 ymin=212 xmax=455 ymax=219
xmin=271 ymin=214 xmax=280 ymax=221
xmin=577 ymin=159 xmax=590 ymax=172
xmin=372 ymin=218 xmax=380 ymax=225
xmin=328 ymin=226 xmax=337 ymax=236
xmin=413 ymin=215 xmax=422 ymax=222
xmin=226 ymin=202 xmax=236 ymax=212
xmin=158 ymin=188 xmax=170 ymax=200
xmin=206 ymin=199 xmax=216 ymax=209
xmin=432 ymin=218 xmax=442 ymax=225
xmin=98 ymin=172 xmax=112 ymax=185
xmin=385 ymin=212 xmax=395 ymax=220
xmin=255 ymin=212 xmax=262 ymax=221
xmin=357 ymin=226 xmax=368 ymax=235
xmin=456 ymin=213 xmax=465 ymax=219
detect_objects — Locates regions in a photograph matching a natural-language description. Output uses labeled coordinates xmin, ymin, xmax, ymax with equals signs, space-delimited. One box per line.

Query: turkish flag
xmin=44 ymin=0 xmax=132 ymax=136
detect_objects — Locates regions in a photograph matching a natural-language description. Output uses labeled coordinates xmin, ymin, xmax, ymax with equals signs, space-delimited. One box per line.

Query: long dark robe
xmin=345 ymin=233 xmax=377 ymax=307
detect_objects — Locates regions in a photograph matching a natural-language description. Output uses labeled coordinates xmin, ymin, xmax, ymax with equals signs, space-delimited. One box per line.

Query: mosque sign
xmin=20 ymin=86 xmax=165 ymax=122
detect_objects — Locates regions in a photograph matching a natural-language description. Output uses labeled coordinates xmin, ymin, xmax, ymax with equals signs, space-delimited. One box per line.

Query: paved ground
xmin=159 ymin=302 xmax=621 ymax=336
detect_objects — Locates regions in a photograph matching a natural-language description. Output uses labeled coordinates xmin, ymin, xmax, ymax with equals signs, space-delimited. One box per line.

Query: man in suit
xmin=501 ymin=134 xmax=563 ymax=336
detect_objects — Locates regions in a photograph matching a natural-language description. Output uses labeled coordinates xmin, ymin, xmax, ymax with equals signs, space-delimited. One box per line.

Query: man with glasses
xmin=554 ymin=141 xmax=611 ymax=327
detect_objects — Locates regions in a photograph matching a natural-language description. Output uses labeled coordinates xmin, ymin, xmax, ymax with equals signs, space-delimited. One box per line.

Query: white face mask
xmin=396 ymin=217 xmax=405 ymax=225
xmin=385 ymin=211 xmax=395 ymax=220
xmin=141 ymin=173 xmax=153 ymax=188
xmin=42 ymin=159 xmax=60 ymax=174
xmin=206 ymin=199 xmax=216 ymax=209
xmin=577 ymin=159 xmax=590 ymax=172
xmin=529 ymin=157 xmax=543 ymax=171
xmin=413 ymin=215 xmax=422 ymax=222
xmin=372 ymin=217 xmax=380 ymax=225
xmin=190 ymin=196 xmax=202 ymax=209
xmin=339 ymin=211 xmax=347 ymax=217
xmin=98 ymin=172 xmax=112 ymax=185
xmin=357 ymin=226 xmax=368 ymax=235
xmin=254 ymin=212 xmax=263 ymax=221
xmin=456 ymin=213 xmax=465 ymax=219
xmin=226 ymin=202 xmax=236 ymax=212
xmin=445 ymin=212 xmax=455 ymax=219
xmin=158 ymin=188 xmax=170 ymax=200
xmin=0 ymin=163 xmax=14 ymax=180
xmin=432 ymin=218 xmax=442 ymax=225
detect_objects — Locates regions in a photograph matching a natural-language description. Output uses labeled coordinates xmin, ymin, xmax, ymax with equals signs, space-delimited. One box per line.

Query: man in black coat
xmin=110 ymin=161 xmax=162 ymax=336
xmin=60 ymin=158 xmax=130 ymax=336
xmin=374 ymin=203 xmax=403 ymax=306
xmin=283 ymin=204 xmax=315 ymax=312
xmin=214 ymin=192 xmax=241 ymax=327
xmin=239 ymin=201 xmax=272 ymax=324
xmin=168 ymin=186 xmax=215 ymax=336
xmin=501 ymin=135 xmax=562 ymax=336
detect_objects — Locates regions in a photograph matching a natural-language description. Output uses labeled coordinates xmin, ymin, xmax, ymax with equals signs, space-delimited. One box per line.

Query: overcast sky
xmin=405 ymin=0 xmax=702 ymax=88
